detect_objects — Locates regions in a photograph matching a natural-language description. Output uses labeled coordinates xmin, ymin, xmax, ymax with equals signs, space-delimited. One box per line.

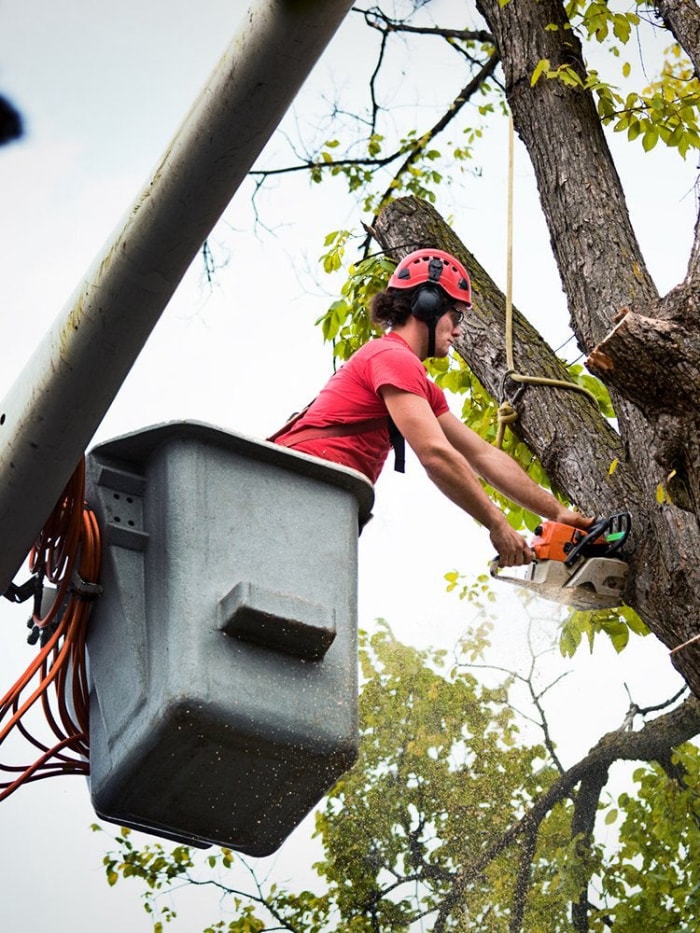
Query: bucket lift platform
xmin=85 ymin=421 xmax=373 ymax=856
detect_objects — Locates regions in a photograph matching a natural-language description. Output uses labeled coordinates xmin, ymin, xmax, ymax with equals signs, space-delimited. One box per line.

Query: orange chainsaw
xmin=490 ymin=512 xmax=631 ymax=610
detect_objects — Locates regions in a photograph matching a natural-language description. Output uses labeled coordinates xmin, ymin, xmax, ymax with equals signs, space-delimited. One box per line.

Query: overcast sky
xmin=0 ymin=2 xmax=697 ymax=930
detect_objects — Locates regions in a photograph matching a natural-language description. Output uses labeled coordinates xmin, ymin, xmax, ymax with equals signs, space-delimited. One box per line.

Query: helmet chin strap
xmin=426 ymin=319 xmax=437 ymax=358
xmin=409 ymin=283 xmax=445 ymax=358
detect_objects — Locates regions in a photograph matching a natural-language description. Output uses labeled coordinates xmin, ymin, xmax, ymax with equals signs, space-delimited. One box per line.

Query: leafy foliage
xmin=594 ymin=747 xmax=700 ymax=929
xmin=533 ymin=3 xmax=700 ymax=157
xmin=317 ymin=235 xmax=389 ymax=362
xmin=560 ymin=604 xmax=649 ymax=656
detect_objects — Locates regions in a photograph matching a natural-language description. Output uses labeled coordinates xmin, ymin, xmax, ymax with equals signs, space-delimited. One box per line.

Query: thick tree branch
xmin=587 ymin=279 xmax=700 ymax=518
xmin=586 ymin=302 xmax=700 ymax=417
xmin=510 ymin=826 xmax=537 ymax=933
xmin=570 ymin=764 xmax=609 ymax=932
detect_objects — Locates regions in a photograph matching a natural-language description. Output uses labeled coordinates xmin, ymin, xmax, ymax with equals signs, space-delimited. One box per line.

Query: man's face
xmin=433 ymin=305 xmax=467 ymax=357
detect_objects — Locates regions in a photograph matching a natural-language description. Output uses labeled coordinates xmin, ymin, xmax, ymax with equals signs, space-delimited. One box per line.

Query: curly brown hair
xmin=370 ymin=288 xmax=412 ymax=329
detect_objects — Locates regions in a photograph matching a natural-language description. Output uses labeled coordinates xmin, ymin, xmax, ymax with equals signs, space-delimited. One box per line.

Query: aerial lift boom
xmin=0 ymin=0 xmax=355 ymax=595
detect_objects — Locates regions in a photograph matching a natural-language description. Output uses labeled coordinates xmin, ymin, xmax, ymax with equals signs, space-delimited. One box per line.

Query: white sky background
xmin=0 ymin=1 xmax=698 ymax=930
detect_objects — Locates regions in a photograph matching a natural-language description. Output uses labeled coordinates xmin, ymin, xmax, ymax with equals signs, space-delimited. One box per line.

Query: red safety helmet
xmin=388 ymin=248 xmax=472 ymax=307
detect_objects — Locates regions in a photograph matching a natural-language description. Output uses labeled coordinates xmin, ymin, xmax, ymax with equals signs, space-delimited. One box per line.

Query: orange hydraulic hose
xmin=0 ymin=458 xmax=101 ymax=801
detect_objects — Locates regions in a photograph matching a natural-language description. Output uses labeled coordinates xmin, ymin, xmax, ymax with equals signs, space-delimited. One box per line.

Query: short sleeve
xmin=365 ymin=344 xmax=449 ymax=418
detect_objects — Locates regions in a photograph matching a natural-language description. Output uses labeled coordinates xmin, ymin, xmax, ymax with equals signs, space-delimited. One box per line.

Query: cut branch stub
xmin=587 ymin=308 xmax=700 ymax=415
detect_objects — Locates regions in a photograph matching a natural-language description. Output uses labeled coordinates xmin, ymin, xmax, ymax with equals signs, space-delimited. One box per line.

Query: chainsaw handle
xmin=563 ymin=511 xmax=631 ymax=567
xmin=562 ymin=517 xmax=609 ymax=566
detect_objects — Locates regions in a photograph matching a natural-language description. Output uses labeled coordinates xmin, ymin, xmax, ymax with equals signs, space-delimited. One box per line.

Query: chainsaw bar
xmin=490 ymin=556 xmax=629 ymax=610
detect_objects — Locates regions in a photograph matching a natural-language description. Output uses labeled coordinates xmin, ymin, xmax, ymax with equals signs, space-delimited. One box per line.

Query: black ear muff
xmin=410 ymin=284 xmax=443 ymax=322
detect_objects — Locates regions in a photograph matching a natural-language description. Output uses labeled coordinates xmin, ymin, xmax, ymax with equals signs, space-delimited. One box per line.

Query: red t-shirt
xmin=274 ymin=332 xmax=449 ymax=482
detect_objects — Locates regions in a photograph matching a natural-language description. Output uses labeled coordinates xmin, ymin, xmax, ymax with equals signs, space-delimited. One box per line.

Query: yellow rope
xmin=496 ymin=111 xmax=597 ymax=447
xmin=495 ymin=401 xmax=518 ymax=449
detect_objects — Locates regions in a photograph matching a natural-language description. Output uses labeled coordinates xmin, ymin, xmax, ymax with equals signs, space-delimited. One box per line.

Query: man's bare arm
xmin=437 ymin=410 xmax=592 ymax=529
xmin=380 ymin=387 xmax=534 ymax=566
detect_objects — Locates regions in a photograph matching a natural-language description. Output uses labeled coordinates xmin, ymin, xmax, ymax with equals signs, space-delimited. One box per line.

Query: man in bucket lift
xmin=273 ymin=249 xmax=592 ymax=566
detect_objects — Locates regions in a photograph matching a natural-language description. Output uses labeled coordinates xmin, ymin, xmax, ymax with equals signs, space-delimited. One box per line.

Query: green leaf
xmin=642 ymin=125 xmax=659 ymax=152
xmin=531 ymin=58 xmax=551 ymax=87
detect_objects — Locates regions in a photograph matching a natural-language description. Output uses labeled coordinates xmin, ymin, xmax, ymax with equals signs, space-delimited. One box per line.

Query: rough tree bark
xmin=372 ymin=0 xmax=700 ymax=700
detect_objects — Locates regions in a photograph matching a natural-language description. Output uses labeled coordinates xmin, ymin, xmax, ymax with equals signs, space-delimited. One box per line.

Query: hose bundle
xmin=0 ymin=459 xmax=101 ymax=800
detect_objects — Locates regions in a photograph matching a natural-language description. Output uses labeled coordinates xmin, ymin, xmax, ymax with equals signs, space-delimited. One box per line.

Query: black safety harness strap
xmin=387 ymin=417 xmax=406 ymax=473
